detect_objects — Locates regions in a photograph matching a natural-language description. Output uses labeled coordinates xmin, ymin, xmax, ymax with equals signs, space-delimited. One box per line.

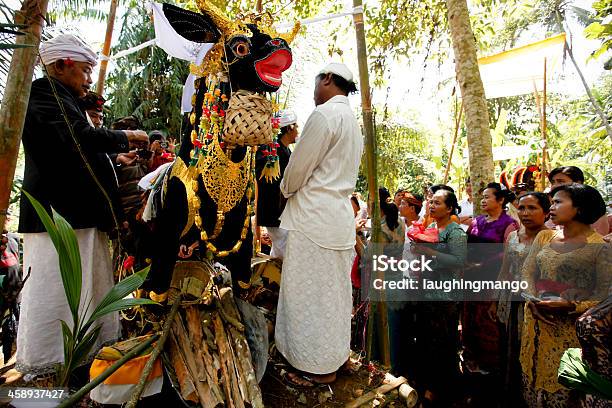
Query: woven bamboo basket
xmin=223 ymin=90 xmax=274 ymax=146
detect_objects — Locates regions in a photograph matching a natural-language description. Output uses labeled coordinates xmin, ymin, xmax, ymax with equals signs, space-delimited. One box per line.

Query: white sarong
xmin=274 ymin=230 xmax=352 ymax=374
xmin=16 ymin=228 xmax=120 ymax=375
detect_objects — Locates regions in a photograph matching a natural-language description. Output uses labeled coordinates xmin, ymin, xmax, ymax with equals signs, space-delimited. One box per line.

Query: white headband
xmin=39 ymin=34 xmax=97 ymax=66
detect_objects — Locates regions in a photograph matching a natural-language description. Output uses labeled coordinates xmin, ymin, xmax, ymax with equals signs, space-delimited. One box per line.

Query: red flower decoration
xmin=206 ymin=133 xmax=213 ymax=140
xmin=219 ymin=141 xmax=226 ymax=149
xmin=123 ymin=256 xmax=135 ymax=270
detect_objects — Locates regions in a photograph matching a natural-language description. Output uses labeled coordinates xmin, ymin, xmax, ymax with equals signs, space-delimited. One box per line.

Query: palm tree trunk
xmin=446 ymin=0 xmax=494 ymax=214
xmin=0 ymin=0 xmax=49 ymax=230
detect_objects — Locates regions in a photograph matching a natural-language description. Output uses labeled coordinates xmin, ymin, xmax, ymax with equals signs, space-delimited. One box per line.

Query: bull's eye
xmin=233 ymin=41 xmax=250 ymax=57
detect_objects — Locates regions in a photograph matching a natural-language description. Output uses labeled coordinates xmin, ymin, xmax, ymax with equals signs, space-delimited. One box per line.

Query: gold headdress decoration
xmin=253 ymin=12 xmax=301 ymax=44
xmin=195 ymin=0 xmax=251 ymax=39
xmin=190 ymin=0 xmax=301 ymax=78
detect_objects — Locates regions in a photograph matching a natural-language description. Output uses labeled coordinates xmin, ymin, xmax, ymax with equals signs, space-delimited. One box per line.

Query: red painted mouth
xmin=255 ymin=48 xmax=292 ymax=87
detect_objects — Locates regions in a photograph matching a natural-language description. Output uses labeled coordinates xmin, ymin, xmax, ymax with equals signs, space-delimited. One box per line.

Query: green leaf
xmin=70 ymin=324 xmax=102 ymax=371
xmin=0 ymin=28 xmax=24 ymax=35
xmin=87 ymin=267 xmax=152 ymax=323
xmin=584 ymin=22 xmax=607 ymax=39
xmin=89 ymin=298 xmax=157 ymax=322
xmin=586 ymin=126 xmax=607 ymax=140
xmin=21 ymin=190 xmax=61 ymax=248
xmin=22 ymin=191 xmax=82 ymax=322
xmin=0 ymin=44 xmax=33 ymax=49
xmin=0 ymin=23 xmax=27 ymax=29
xmin=589 ymin=40 xmax=612 ymax=61
xmin=52 ymin=209 xmax=82 ymax=318
xmin=60 ymin=320 xmax=74 ymax=375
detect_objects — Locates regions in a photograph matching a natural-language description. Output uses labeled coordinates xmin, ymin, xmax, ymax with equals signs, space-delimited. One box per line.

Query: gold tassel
xmin=260 ymin=160 xmax=280 ymax=183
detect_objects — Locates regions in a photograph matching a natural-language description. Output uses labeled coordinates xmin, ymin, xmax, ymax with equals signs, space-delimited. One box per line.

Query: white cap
xmin=279 ymin=110 xmax=297 ymax=128
xmin=39 ymin=34 xmax=98 ymax=66
xmin=319 ymin=62 xmax=354 ymax=83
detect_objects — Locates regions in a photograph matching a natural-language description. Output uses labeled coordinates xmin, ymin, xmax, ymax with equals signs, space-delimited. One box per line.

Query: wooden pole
xmin=126 ymin=295 xmax=182 ymax=408
xmin=352 ymin=0 xmax=388 ymax=366
xmin=256 ymin=0 xmax=263 ymax=13
xmin=0 ymin=0 xmax=49 ymax=231
xmin=541 ymin=58 xmax=548 ymax=190
xmin=95 ymin=0 xmax=118 ymax=95
xmin=443 ymin=101 xmax=464 ymax=184
xmin=532 ymin=83 xmax=544 ymax=190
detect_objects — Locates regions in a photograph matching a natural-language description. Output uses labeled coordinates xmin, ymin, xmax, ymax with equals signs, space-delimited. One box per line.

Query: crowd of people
xmin=327 ymin=168 xmax=609 ymax=407
xmin=1 ymin=32 xmax=610 ymax=408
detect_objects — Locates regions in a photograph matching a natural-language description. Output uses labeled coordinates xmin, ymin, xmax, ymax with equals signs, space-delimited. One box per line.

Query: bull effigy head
xmin=162 ymin=2 xmax=298 ymax=93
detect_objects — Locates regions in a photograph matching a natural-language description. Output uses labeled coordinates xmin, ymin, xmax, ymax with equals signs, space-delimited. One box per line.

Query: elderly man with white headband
xmin=275 ymin=62 xmax=363 ymax=387
xmin=255 ymin=109 xmax=298 ymax=259
xmin=16 ymin=34 xmax=149 ymax=380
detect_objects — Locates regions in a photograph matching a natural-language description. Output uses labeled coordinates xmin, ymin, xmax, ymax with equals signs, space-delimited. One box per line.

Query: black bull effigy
xmin=100 ymin=3 xmax=301 ymax=406
xmin=146 ymin=2 xmax=299 ymax=292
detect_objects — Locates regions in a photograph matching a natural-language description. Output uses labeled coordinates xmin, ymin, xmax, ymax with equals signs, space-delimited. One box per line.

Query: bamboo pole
xmin=443 ymin=101 xmax=464 ymax=184
xmin=540 ymin=58 xmax=548 ymax=190
xmin=532 ymin=84 xmax=544 ymax=190
xmin=352 ymin=0 xmax=388 ymax=366
xmin=126 ymin=294 xmax=182 ymax=408
xmin=0 ymin=0 xmax=49 ymax=230
xmin=95 ymin=0 xmax=118 ymax=95
xmin=56 ymin=334 xmax=160 ymax=408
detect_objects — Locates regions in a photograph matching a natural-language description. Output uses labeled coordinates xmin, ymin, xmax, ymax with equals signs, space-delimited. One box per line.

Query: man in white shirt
xmin=275 ymin=63 xmax=363 ymax=386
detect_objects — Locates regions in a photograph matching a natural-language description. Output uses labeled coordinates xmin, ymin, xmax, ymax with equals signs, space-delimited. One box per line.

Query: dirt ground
xmin=259 ymin=353 xmax=406 ymax=408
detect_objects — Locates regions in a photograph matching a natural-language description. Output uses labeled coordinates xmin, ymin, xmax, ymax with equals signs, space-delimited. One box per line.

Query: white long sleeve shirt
xmin=279 ymin=95 xmax=364 ymax=250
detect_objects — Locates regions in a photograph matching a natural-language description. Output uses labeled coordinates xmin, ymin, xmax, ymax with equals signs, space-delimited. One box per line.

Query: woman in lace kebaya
xmin=520 ymin=184 xmax=610 ymax=407
xmin=492 ymin=192 xmax=550 ymax=406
